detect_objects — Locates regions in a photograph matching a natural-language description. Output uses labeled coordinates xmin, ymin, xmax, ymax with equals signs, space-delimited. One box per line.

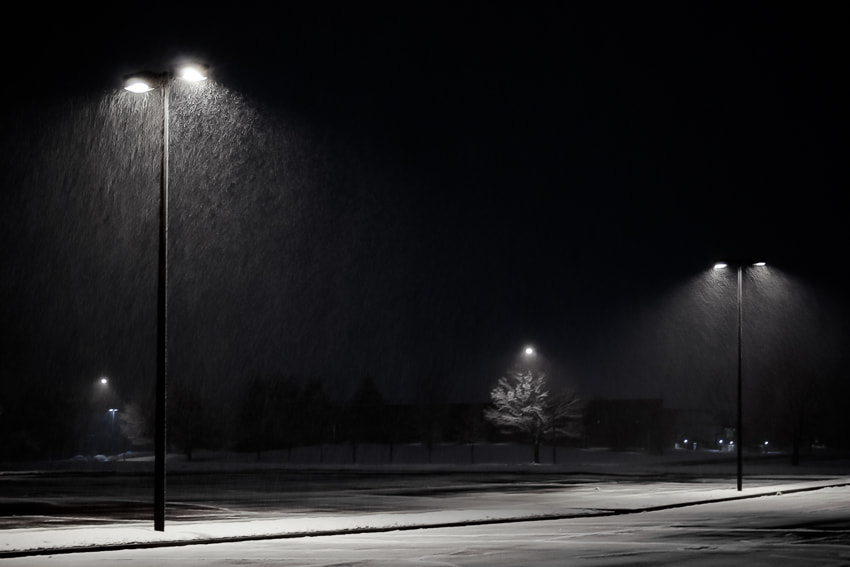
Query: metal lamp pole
xmin=124 ymin=65 xmax=207 ymax=531
xmin=109 ymin=408 xmax=119 ymax=454
xmin=155 ymin=75 xmax=170 ymax=533
xmin=715 ymin=260 xmax=765 ymax=492
xmin=736 ymin=263 xmax=743 ymax=492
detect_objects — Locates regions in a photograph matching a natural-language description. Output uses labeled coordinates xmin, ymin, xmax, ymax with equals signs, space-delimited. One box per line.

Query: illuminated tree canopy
xmin=484 ymin=370 xmax=584 ymax=463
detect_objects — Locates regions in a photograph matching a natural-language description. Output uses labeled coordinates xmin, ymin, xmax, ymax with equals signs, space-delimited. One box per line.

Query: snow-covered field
xmin=2 ymin=481 xmax=850 ymax=565
xmin=2 ymin=472 xmax=849 ymax=559
xmin=2 ymin=448 xmax=849 ymax=564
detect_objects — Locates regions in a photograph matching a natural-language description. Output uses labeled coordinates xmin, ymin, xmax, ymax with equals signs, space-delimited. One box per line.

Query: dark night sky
xmin=2 ymin=2 xmax=847 ymax=409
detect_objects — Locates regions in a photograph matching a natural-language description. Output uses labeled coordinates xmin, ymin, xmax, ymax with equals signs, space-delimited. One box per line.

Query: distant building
xmin=583 ymin=399 xmax=671 ymax=453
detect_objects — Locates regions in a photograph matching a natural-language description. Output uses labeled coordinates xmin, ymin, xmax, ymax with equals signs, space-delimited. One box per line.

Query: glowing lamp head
xmin=124 ymin=78 xmax=154 ymax=93
xmin=178 ymin=65 xmax=208 ymax=82
xmin=713 ymin=262 xmax=728 ymax=270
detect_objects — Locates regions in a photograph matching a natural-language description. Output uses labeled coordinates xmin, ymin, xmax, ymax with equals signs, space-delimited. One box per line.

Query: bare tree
xmin=484 ymin=370 xmax=583 ymax=463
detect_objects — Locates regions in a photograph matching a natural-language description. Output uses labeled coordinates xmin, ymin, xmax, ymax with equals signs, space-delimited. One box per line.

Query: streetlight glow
xmin=124 ymin=65 xmax=206 ymax=93
xmin=714 ymin=262 xmax=728 ymax=269
xmin=524 ymin=346 xmax=535 ymax=356
xmin=124 ymin=79 xmax=154 ymax=93
xmin=178 ymin=65 xmax=207 ymax=82
xmin=100 ymin=377 xmax=108 ymax=385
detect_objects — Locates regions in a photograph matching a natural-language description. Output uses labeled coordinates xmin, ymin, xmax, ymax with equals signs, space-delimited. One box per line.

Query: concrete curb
xmin=3 ymin=480 xmax=849 ymax=559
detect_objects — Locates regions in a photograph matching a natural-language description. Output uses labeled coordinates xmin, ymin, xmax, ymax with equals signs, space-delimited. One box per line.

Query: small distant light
xmin=764 ymin=441 xmax=769 ymax=446
xmin=100 ymin=377 xmax=108 ymax=385
xmin=753 ymin=261 xmax=766 ymax=267
xmin=178 ymin=65 xmax=207 ymax=82
xmin=719 ymin=439 xmax=724 ymax=444
xmin=124 ymin=79 xmax=154 ymax=93
xmin=713 ymin=262 xmax=728 ymax=269
xmin=683 ymin=439 xmax=688 ymax=444
xmin=524 ymin=347 xmax=535 ymax=356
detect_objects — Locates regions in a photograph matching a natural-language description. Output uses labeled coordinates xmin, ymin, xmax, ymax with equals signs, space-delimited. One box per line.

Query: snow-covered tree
xmin=484 ymin=370 xmax=583 ymax=463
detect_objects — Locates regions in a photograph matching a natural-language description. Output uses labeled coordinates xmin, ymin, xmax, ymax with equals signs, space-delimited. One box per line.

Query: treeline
xmin=225 ymin=375 xmax=493 ymax=463
xmin=191 ymin=375 xmax=493 ymax=462
xmin=0 ymin=374 xmax=500 ymax=462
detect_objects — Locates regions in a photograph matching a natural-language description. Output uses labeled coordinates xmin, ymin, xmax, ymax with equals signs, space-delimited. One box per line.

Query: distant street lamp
xmin=713 ymin=260 xmax=766 ymax=491
xmin=100 ymin=377 xmax=109 ymax=385
xmin=518 ymin=345 xmax=542 ymax=374
xmin=124 ymin=63 xmax=208 ymax=532
xmin=108 ymin=408 xmax=118 ymax=455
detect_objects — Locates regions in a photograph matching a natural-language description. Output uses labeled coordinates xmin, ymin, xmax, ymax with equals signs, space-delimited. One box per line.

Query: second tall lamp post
xmin=714 ymin=260 xmax=765 ymax=491
xmin=124 ymin=64 xmax=208 ymax=531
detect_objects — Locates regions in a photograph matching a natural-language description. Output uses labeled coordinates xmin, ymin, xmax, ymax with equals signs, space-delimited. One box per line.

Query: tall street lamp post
xmin=108 ymin=408 xmax=118 ymax=454
xmin=124 ymin=64 xmax=207 ymax=531
xmin=714 ymin=260 xmax=765 ymax=491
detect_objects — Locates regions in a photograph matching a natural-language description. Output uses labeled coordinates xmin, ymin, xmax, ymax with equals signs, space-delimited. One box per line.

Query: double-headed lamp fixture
xmin=714 ymin=261 xmax=766 ymax=269
xmin=123 ymin=64 xmax=208 ymax=93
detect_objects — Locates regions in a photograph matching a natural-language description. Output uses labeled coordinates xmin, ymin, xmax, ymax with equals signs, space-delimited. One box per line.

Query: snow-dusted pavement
xmin=2 ymin=478 xmax=849 ymax=565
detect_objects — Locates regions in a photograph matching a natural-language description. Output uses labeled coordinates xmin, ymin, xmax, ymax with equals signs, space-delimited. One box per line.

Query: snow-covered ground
xmin=2 ymin=481 xmax=850 ymax=565
xmin=2 ymin=448 xmax=849 ymax=564
xmin=1 ymin=476 xmax=848 ymax=558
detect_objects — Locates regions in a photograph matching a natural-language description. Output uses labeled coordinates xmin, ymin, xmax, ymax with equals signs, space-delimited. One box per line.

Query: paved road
xmin=3 ymin=486 xmax=850 ymax=566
